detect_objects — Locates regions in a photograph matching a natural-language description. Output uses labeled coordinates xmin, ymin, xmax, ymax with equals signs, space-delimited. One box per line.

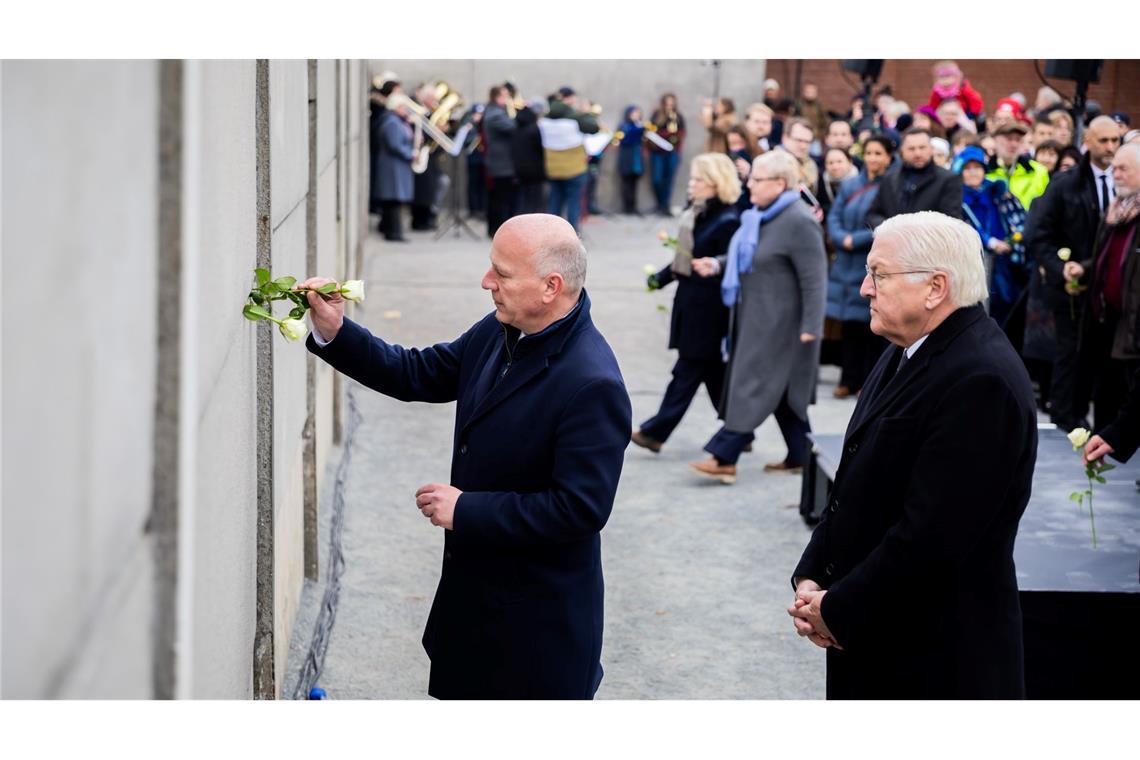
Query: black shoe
xmin=384 ymin=235 xmax=409 ymax=242
xmin=630 ymin=431 xmax=663 ymax=453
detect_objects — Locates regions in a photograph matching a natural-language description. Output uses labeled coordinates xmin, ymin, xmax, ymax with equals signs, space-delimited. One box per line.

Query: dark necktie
xmin=895 ymin=348 xmax=909 ymax=376
xmin=1101 ymin=174 xmax=1111 ymax=213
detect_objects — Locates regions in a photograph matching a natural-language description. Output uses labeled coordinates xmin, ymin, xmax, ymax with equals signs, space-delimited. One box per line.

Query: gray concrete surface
xmin=286 ymin=211 xmax=865 ymax=699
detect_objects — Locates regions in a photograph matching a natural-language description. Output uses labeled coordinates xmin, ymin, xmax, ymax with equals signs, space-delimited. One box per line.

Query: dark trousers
xmin=1085 ymin=312 xmax=1139 ymax=432
xmin=586 ymin=162 xmax=602 ymax=214
xmin=650 ymin=152 xmax=681 ymax=213
xmin=467 ymin=158 xmax=487 ymax=215
xmin=487 ymin=178 xmax=518 ymax=238
xmin=839 ymin=321 xmax=887 ymax=393
xmin=411 ymin=203 xmax=437 ymax=230
xmin=639 ymin=357 xmax=725 ymax=443
xmin=379 ymin=200 xmax=404 ymax=240
xmin=517 ymin=180 xmax=546 ymax=214
xmin=620 ymin=174 xmax=640 ymax=214
xmin=705 ymin=392 xmax=811 ymax=466
xmin=1050 ymin=301 xmax=1088 ymax=429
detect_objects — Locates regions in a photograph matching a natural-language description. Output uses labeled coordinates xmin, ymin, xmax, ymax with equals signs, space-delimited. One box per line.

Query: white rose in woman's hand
xmin=1067 ymin=427 xmax=1091 ymax=449
xmin=340 ymin=280 xmax=365 ymax=302
xmin=279 ymin=318 xmax=308 ymax=342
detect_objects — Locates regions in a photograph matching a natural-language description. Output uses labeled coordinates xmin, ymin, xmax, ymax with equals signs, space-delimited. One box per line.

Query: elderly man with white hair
xmin=789 ymin=211 xmax=1038 ymax=699
xmin=299 ymin=213 xmax=632 ymax=699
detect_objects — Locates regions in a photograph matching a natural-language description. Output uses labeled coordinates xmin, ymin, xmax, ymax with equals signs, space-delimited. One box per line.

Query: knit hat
xmin=953 ymin=145 xmax=988 ymax=174
xmin=995 ymin=97 xmax=1030 ymax=125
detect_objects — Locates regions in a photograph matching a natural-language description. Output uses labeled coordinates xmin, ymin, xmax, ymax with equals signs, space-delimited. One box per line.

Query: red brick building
xmin=763 ymin=59 xmax=1139 ymax=129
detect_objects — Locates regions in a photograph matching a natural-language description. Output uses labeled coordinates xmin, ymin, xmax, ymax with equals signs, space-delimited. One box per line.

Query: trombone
xmin=389 ymin=93 xmax=458 ymax=173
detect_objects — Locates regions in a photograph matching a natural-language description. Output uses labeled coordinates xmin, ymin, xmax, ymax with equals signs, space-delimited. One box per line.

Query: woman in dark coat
xmin=826 ymin=134 xmax=893 ymax=397
xmin=631 ymin=153 xmax=742 ymax=452
xmin=617 ymin=105 xmax=647 ymax=214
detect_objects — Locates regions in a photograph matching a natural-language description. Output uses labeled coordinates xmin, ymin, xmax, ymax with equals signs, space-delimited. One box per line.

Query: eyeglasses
xmin=864 ymin=266 xmax=935 ymax=288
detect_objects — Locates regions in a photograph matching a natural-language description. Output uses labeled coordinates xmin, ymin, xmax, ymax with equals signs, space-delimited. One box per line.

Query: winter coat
xmin=795 ymin=305 xmax=1037 ymax=698
xmin=374 ymin=109 xmax=415 ymax=203
xmin=716 ymin=201 xmax=827 ymax=431
xmin=618 ymin=114 xmax=645 ymax=177
xmin=986 ymin=155 xmax=1051 ymax=211
xmin=1083 ymin=213 xmax=1140 ymax=360
xmin=648 ymin=108 xmax=685 ymax=154
xmin=510 ymin=106 xmax=546 ymax=183
xmin=307 ymin=292 xmax=631 ymax=699
xmin=483 ymin=103 xmax=517 ymax=179
xmin=1025 ymin=154 xmax=1102 ymax=310
xmin=540 ymin=100 xmax=600 ymax=180
xmin=865 ymin=162 xmax=963 ymax=229
xmin=652 ymin=198 xmax=741 ymax=360
xmin=826 ymin=170 xmax=883 ymax=322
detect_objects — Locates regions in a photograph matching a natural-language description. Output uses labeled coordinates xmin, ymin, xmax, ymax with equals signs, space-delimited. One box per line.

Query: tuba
xmin=390 ymin=93 xmax=458 ymax=174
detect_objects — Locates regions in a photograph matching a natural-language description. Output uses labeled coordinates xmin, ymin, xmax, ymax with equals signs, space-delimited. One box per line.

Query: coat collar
xmin=460 ymin=291 xmax=592 ymax=434
xmin=846 ymin=304 xmax=987 ymax=441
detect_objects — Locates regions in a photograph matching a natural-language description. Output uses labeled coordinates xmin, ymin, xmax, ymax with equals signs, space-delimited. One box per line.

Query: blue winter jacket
xmin=826 ymin=169 xmax=882 ymax=322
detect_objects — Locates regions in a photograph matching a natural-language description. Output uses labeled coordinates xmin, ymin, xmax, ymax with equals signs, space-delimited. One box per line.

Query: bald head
xmin=1085 ymin=115 xmax=1122 ymax=169
xmin=483 ymin=214 xmax=587 ymax=333
xmin=496 ymin=214 xmax=587 ymax=295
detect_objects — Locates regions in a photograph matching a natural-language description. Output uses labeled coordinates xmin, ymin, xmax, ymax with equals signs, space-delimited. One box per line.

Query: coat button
xmin=848 ymin=443 xmax=858 ymax=454
xmin=445 ymin=550 xmax=453 ymax=560
xmin=459 ymin=444 xmax=468 ymax=454
xmin=829 ymin=499 xmax=838 ymax=513
xmin=825 ymin=563 xmax=835 ymax=576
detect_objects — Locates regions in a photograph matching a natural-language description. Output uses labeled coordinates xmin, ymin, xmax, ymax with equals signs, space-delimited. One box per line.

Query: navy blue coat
xmin=825 ymin=170 xmax=882 ymax=323
xmin=654 ymin=198 xmax=740 ymax=360
xmin=307 ymin=292 xmax=632 ymax=699
xmin=794 ymin=305 xmax=1037 ymax=698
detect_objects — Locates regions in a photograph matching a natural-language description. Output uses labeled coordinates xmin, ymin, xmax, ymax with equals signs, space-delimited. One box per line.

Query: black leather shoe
xmin=630 ymin=431 xmax=663 ymax=453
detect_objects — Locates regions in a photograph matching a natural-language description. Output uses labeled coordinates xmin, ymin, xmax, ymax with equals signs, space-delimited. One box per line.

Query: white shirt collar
xmin=1091 ymin=162 xmax=1114 ymax=185
xmin=905 ymin=333 xmax=930 ymax=359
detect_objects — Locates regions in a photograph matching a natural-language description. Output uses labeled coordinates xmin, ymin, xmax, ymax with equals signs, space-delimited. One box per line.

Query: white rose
xmin=279 ymin=318 xmax=308 ymax=342
xmin=643 ymin=264 xmax=657 ymax=275
xmin=340 ymin=280 xmax=365 ymax=302
xmin=1067 ymin=427 xmax=1090 ymax=450
xmin=1057 ymin=248 xmax=1072 ymax=262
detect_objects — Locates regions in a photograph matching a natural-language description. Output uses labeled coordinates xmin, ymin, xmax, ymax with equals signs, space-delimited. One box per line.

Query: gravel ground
xmin=284 ymin=212 xmax=865 ymax=699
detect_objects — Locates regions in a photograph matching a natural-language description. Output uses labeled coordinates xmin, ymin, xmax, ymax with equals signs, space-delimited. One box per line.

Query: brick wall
xmin=763 ymin=59 xmax=1139 ymax=132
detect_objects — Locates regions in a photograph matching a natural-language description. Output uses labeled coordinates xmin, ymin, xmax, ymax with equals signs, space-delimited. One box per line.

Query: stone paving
xmin=285 ymin=210 xmax=869 ymax=699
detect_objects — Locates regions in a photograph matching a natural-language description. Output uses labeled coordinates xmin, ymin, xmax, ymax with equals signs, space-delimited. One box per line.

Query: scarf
xmin=1106 ymin=192 xmax=1140 ymax=226
xmin=720 ymin=190 xmax=800 ymax=307
xmin=671 ymin=200 xmax=705 ymax=276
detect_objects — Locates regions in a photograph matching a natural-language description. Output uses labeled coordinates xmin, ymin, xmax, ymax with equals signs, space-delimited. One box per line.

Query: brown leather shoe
xmin=743 ymin=442 xmax=753 ymax=452
xmin=688 ymin=457 xmax=737 ymax=484
xmin=763 ymin=461 xmax=803 ymax=474
xmin=832 ymin=385 xmax=852 ymax=398
xmin=631 ymin=430 xmax=663 ymax=453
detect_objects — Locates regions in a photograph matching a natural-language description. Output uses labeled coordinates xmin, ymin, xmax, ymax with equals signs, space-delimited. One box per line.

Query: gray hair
xmin=874 ymin=211 xmax=989 ymax=307
xmin=535 ymin=237 xmax=588 ymax=295
xmin=752 ymin=150 xmax=801 ymax=187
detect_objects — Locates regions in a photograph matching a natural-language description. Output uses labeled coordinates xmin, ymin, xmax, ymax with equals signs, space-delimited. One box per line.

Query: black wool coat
xmin=1025 ymin=154 xmax=1102 ymax=309
xmin=793 ymin=305 xmax=1038 ymax=699
xmin=308 ymin=292 xmax=632 ymax=699
xmin=864 ymin=162 xmax=963 ymax=229
xmin=653 ymin=198 xmax=741 ymax=360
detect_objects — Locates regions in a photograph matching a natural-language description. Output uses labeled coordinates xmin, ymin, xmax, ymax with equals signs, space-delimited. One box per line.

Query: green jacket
xmin=986 ymin=156 xmax=1050 ymax=210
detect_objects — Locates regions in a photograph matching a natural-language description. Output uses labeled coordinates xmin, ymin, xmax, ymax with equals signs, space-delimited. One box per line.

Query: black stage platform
xmin=799 ymin=426 xmax=1140 ymax=698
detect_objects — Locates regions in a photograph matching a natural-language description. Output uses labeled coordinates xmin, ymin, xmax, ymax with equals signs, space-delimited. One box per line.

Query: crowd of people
xmin=628 ymin=61 xmax=1139 ymax=488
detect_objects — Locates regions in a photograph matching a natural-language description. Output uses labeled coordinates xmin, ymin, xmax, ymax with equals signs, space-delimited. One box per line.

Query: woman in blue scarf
xmin=687 ymin=151 xmax=828 ymax=483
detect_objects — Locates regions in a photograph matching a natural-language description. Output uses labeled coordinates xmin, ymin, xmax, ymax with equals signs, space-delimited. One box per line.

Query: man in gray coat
xmin=690 ymin=151 xmax=828 ymax=483
xmin=484 ymin=85 xmax=518 ymax=238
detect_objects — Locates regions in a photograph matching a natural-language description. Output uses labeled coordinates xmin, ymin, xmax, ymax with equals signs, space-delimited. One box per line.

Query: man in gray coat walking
xmin=690 ymin=151 xmax=828 ymax=483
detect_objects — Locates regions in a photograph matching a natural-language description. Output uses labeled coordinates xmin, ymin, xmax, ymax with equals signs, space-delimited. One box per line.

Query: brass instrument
xmin=390 ymin=92 xmax=459 ymax=174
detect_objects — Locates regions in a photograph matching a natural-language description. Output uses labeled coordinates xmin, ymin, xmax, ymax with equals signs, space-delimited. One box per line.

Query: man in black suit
xmin=865 ymin=127 xmax=963 ymax=229
xmin=789 ymin=211 xmax=1038 ymax=699
xmin=1026 ymin=115 xmax=1122 ymax=431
